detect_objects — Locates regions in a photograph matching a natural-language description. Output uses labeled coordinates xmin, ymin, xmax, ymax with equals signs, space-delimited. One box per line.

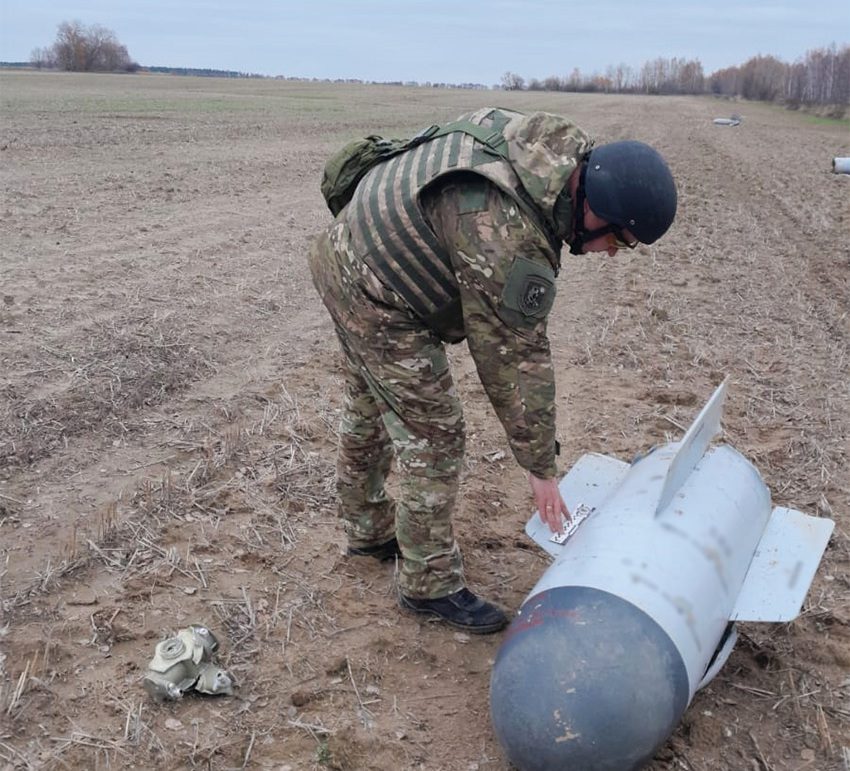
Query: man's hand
xmin=528 ymin=472 xmax=571 ymax=533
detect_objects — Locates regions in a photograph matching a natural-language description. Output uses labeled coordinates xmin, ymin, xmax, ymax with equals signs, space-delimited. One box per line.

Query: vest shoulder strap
xmin=428 ymin=120 xmax=510 ymax=160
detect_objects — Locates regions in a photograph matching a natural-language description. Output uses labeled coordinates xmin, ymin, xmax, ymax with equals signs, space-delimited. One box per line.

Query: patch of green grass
xmin=798 ymin=113 xmax=849 ymax=127
xmin=0 ymin=71 xmax=361 ymax=118
xmin=316 ymin=740 xmax=332 ymax=766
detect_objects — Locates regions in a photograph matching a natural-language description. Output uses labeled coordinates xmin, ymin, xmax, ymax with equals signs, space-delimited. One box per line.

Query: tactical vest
xmin=345 ymin=107 xmax=567 ymax=338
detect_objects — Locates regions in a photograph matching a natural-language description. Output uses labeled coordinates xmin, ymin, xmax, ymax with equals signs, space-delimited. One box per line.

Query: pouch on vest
xmin=320 ymin=122 xmax=508 ymax=217
xmin=320 ymin=133 xmax=430 ymax=217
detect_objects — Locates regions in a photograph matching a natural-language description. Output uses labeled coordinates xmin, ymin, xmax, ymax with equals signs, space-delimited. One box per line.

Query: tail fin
xmin=655 ymin=378 xmax=728 ymax=516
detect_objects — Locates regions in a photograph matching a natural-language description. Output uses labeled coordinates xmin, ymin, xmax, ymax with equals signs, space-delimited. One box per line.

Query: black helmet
xmin=584 ymin=141 xmax=677 ymax=244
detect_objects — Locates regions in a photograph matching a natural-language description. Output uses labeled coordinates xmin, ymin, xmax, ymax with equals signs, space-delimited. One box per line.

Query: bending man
xmin=308 ymin=107 xmax=677 ymax=633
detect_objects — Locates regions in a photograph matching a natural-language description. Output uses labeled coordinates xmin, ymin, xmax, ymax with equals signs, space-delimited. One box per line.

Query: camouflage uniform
xmin=309 ymin=109 xmax=592 ymax=599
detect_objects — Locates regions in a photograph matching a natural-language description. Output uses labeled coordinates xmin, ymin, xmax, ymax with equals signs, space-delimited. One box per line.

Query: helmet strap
xmin=569 ymin=162 xmax=589 ymax=256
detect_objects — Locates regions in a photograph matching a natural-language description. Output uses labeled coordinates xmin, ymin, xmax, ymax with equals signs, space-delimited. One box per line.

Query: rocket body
xmin=490 ymin=382 xmax=834 ymax=770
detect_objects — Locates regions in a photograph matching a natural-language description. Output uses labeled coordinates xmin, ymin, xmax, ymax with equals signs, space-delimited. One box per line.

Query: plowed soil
xmin=1 ymin=71 xmax=848 ymax=770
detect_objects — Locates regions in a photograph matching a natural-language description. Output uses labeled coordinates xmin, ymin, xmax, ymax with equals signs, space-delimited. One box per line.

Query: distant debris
xmin=833 ymin=157 xmax=850 ymax=174
xmin=713 ymin=114 xmax=743 ymax=126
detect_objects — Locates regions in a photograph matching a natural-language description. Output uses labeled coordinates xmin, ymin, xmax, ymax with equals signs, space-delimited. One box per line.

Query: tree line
xmin=710 ymin=46 xmax=849 ymax=109
xmin=502 ymin=44 xmax=849 ymax=112
xmin=145 ymin=66 xmax=265 ymax=79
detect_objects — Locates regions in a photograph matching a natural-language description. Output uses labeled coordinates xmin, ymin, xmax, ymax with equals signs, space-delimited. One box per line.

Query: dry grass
xmin=0 ymin=316 xmax=212 ymax=468
xmin=0 ymin=380 xmax=345 ymax=768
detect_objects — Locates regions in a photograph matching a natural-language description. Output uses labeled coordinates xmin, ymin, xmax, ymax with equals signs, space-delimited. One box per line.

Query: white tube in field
xmin=490 ymin=378 xmax=835 ymax=771
xmin=833 ymin=157 xmax=850 ymax=174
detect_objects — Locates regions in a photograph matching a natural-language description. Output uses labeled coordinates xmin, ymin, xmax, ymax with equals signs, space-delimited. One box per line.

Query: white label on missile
xmin=550 ymin=503 xmax=594 ymax=544
xmin=526 ymin=453 xmax=629 ymax=556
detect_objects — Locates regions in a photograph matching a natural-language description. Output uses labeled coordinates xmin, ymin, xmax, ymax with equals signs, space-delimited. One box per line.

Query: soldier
xmin=309 ymin=108 xmax=677 ymax=634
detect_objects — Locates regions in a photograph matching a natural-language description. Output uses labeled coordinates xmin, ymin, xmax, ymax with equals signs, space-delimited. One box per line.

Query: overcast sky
xmin=1 ymin=1 xmax=847 ymax=84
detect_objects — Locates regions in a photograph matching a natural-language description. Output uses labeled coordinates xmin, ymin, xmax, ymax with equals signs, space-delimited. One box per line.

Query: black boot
xmin=347 ymin=537 xmax=401 ymax=561
xmin=400 ymin=588 xmax=508 ymax=634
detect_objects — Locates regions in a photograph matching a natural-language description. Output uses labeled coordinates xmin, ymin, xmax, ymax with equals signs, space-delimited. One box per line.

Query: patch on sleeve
xmin=501 ymin=255 xmax=556 ymax=321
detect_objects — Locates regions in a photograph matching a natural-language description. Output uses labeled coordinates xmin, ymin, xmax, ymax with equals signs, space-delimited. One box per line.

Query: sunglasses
xmin=581 ymin=224 xmax=639 ymax=251
xmin=608 ymin=228 xmax=639 ymax=250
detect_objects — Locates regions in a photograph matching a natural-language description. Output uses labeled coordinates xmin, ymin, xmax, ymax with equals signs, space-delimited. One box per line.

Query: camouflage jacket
xmin=423 ymin=174 xmax=561 ymax=477
xmin=345 ymin=107 xmax=593 ymax=342
xmin=342 ymin=108 xmax=593 ymax=478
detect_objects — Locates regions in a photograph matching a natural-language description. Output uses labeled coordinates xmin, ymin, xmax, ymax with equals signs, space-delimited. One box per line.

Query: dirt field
xmin=1 ymin=71 xmax=848 ymax=771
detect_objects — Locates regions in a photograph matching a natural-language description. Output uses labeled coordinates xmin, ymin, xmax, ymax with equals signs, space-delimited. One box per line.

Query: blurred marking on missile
xmin=731 ymin=506 xmax=834 ymax=621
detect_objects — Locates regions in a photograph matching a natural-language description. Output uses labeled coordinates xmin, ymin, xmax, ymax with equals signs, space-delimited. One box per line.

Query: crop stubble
xmin=1 ymin=71 xmax=848 ymax=770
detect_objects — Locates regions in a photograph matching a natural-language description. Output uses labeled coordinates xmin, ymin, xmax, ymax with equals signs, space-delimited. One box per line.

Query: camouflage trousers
xmin=308 ymin=218 xmax=466 ymax=599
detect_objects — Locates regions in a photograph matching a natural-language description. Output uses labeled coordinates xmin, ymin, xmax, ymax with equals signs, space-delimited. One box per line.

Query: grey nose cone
xmin=490 ymin=586 xmax=689 ymax=771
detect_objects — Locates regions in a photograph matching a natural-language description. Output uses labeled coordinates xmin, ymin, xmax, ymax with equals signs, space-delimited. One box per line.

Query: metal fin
xmin=731 ymin=507 xmax=835 ymax=622
xmin=655 ymin=378 xmax=728 ymax=517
